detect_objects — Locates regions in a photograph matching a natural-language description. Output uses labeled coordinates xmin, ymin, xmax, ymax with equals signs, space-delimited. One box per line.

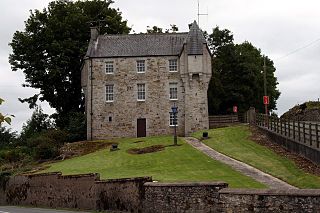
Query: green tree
xmin=147 ymin=24 xmax=179 ymax=33
xmin=9 ymin=0 xmax=130 ymax=128
xmin=20 ymin=106 xmax=53 ymax=142
xmin=207 ymin=27 xmax=280 ymax=114
xmin=0 ymin=98 xmax=14 ymax=125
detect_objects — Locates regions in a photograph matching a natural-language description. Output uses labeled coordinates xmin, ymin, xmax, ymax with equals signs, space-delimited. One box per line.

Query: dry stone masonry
xmin=0 ymin=173 xmax=319 ymax=212
xmin=81 ymin=21 xmax=212 ymax=139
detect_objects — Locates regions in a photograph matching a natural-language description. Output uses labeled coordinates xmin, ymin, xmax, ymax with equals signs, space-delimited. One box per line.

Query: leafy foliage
xmin=0 ymin=98 xmax=14 ymax=125
xmin=19 ymin=106 xmax=53 ymax=142
xmin=207 ymin=27 xmax=280 ymax=114
xmin=0 ymin=126 xmax=17 ymax=148
xmin=9 ymin=0 xmax=130 ymax=128
xmin=146 ymin=24 xmax=179 ymax=33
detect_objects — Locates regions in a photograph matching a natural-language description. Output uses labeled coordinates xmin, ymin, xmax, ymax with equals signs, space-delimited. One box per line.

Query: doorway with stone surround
xmin=137 ymin=118 xmax=146 ymax=137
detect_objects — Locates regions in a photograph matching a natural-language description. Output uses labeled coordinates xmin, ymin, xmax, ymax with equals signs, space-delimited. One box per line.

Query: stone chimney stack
xmin=90 ymin=27 xmax=99 ymax=40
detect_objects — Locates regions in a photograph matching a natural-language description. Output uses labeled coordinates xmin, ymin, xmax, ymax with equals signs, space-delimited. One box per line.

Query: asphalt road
xmin=0 ymin=206 xmax=91 ymax=213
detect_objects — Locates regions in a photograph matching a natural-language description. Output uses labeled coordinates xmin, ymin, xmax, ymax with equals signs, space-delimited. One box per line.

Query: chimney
xmin=90 ymin=27 xmax=99 ymax=40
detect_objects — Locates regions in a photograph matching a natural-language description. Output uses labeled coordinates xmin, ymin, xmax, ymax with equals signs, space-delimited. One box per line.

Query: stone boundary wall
xmin=219 ymin=188 xmax=320 ymax=213
xmin=259 ymin=127 xmax=320 ymax=165
xmin=143 ymin=182 xmax=228 ymax=212
xmin=0 ymin=172 xmax=151 ymax=212
xmin=1 ymin=172 xmax=320 ymax=212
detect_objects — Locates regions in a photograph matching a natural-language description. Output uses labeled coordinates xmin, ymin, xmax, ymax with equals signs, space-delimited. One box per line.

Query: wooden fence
xmin=256 ymin=113 xmax=320 ymax=151
xmin=209 ymin=115 xmax=239 ymax=129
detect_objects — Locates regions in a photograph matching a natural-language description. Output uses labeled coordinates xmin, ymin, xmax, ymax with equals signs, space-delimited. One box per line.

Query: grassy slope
xmin=193 ymin=125 xmax=320 ymax=188
xmin=43 ymin=136 xmax=265 ymax=188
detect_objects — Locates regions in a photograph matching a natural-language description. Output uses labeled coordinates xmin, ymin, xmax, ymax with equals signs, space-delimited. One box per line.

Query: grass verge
xmin=192 ymin=125 xmax=320 ymax=188
xmin=41 ymin=136 xmax=265 ymax=188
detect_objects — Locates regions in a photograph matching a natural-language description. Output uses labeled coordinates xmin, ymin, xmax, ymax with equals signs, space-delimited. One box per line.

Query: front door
xmin=137 ymin=118 xmax=146 ymax=137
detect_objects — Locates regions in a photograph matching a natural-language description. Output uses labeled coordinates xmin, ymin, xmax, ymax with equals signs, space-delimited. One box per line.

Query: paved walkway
xmin=184 ymin=137 xmax=297 ymax=189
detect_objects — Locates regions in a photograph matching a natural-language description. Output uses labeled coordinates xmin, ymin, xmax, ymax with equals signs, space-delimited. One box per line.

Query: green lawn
xmin=192 ymin=125 xmax=320 ymax=188
xmin=42 ymin=136 xmax=265 ymax=188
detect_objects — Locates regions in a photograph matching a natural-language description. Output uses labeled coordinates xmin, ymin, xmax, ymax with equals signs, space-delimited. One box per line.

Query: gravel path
xmin=184 ymin=137 xmax=297 ymax=189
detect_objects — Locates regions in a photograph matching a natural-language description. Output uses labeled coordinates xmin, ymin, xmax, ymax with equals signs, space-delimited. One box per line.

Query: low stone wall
xmin=1 ymin=172 xmax=151 ymax=212
xmin=96 ymin=176 xmax=152 ymax=212
xmin=1 ymin=172 xmax=320 ymax=212
xmin=143 ymin=182 xmax=228 ymax=212
xmin=219 ymin=188 xmax=320 ymax=213
xmin=5 ymin=172 xmax=98 ymax=210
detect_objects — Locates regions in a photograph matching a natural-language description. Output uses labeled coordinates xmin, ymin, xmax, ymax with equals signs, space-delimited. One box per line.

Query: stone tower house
xmin=81 ymin=21 xmax=212 ymax=140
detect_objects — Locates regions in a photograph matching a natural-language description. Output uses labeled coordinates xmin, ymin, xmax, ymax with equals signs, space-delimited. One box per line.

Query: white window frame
xmin=169 ymin=112 xmax=178 ymax=126
xmin=105 ymin=61 xmax=114 ymax=74
xmin=105 ymin=84 xmax=114 ymax=102
xmin=169 ymin=59 xmax=178 ymax=72
xmin=169 ymin=82 xmax=178 ymax=100
xmin=137 ymin=83 xmax=146 ymax=101
xmin=137 ymin=60 xmax=145 ymax=73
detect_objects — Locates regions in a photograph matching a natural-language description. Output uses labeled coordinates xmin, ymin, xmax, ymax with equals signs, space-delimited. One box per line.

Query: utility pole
xmin=263 ymin=56 xmax=268 ymax=115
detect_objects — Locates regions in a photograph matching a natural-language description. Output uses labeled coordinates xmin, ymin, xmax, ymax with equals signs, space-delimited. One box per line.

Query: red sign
xmin=233 ymin=106 xmax=238 ymax=113
xmin=263 ymin=96 xmax=269 ymax=105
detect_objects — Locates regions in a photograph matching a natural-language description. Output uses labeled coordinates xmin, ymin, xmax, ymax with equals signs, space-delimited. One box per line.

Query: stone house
xmin=81 ymin=21 xmax=212 ymax=140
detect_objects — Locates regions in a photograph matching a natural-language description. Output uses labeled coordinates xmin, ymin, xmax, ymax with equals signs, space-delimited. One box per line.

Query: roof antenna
xmin=197 ymin=0 xmax=208 ymax=28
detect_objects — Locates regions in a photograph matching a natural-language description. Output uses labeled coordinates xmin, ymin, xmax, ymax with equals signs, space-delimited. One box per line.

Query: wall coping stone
xmin=219 ymin=188 xmax=320 ymax=196
xmin=22 ymin=172 xmax=62 ymax=177
xmin=58 ymin=173 xmax=100 ymax=180
xmin=144 ymin=181 xmax=228 ymax=187
xmin=96 ymin=176 xmax=152 ymax=183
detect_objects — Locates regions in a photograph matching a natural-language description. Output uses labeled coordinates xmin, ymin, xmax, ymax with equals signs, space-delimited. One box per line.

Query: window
xmin=169 ymin=112 xmax=178 ymax=126
xmin=106 ymin=85 xmax=114 ymax=102
xmin=169 ymin=83 xmax=178 ymax=100
xmin=137 ymin=84 xmax=145 ymax=101
xmin=137 ymin=60 xmax=145 ymax=73
xmin=105 ymin=62 xmax=114 ymax=74
xmin=169 ymin=59 xmax=178 ymax=72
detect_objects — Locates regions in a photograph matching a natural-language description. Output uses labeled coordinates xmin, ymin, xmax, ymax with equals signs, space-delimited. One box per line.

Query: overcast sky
xmin=1 ymin=0 xmax=320 ymax=132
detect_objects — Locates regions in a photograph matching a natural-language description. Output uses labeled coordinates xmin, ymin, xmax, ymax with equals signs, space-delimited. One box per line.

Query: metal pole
xmin=264 ymin=56 xmax=268 ymax=116
xmin=174 ymin=113 xmax=177 ymax=146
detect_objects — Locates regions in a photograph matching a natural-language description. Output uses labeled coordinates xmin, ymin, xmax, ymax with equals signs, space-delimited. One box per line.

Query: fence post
xmin=309 ymin=123 xmax=312 ymax=146
xmin=284 ymin=120 xmax=287 ymax=136
xmin=303 ymin=122 xmax=306 ymax=143
xmin=316 ymin=123 xmax=319 ymax=148
xmin=280 ymin=119 xmax=283 ymax=135
xmin=298 ymin=121 xmax=301 ymax=142
xmin=293 ymin=120 xmax=295 ymax=140
xmin=288 ymin=119 xmax=291 ymax=138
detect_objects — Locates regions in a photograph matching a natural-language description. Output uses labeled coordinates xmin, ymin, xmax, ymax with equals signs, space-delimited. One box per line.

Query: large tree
xmin=9 ymin=0 xmax=130 ymax=128
xmin=207 ymin=27 xmax=280 ymax=114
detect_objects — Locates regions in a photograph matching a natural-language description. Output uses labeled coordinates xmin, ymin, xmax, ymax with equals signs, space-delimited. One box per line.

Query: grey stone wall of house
xmin=82 ymin=22 xmax=212 ymax=140
xmin=84 ymin=56 xmax=187 ymax=139
xmin=1 ymin=173 xmax=320 ymax=212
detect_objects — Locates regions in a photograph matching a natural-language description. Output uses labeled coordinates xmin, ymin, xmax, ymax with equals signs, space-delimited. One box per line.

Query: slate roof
xmin=186 ymin=21 xmax=207 ymax=55
xmin=85 ymin=21 xmax=207 ymax=58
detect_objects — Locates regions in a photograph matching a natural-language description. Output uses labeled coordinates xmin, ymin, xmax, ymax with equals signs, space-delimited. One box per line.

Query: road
xmin=0 ymin=206 xmax=91 ymax=213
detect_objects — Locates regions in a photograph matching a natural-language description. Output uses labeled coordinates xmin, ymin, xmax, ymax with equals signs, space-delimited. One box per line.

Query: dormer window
xmin=105 ymin=62 xmax=114 ymax=74
xmin=137 ymin=60 xmax=145 ymax=73
xmin=169 ymin=59 xmax=178 ymax=72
